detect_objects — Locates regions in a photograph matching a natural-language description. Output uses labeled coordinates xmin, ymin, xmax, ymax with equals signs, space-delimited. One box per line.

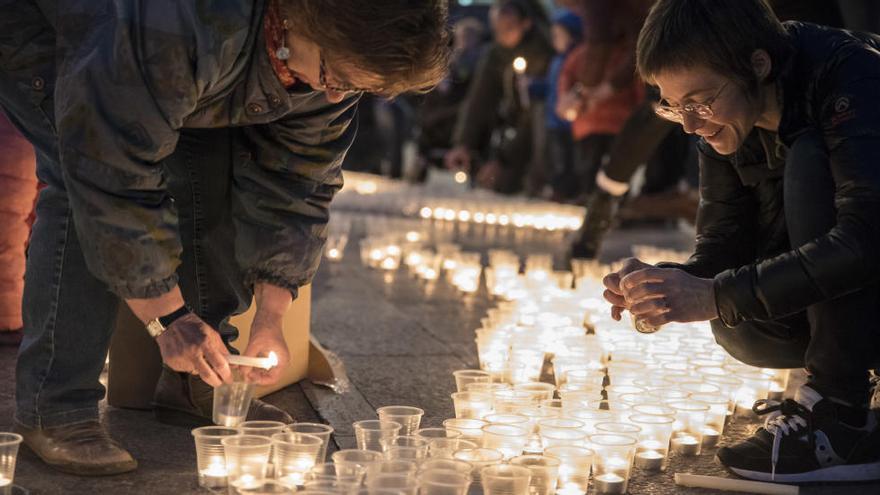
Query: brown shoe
xmin=152 ymin=366 xmax=293 ymax=428
xmin=14 ymin=421 xmax=137 ymax=476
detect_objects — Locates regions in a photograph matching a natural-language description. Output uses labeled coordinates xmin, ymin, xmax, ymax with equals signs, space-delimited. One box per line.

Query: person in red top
xmin=0 ymin=113 xmax=38 ymax=346
xmin=555 ymin=0 xmax=646 ymax=199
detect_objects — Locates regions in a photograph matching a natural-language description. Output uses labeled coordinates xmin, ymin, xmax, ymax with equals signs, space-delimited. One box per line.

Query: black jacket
xmin=667 ymin=22 xmax=880 ymax=327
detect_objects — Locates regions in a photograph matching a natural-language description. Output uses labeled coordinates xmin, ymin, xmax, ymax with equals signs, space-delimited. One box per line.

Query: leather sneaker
xmin=14 ymin=420 xmax=137 ymax=476
xmin=152 ymin=366 xmax=293 ymax=427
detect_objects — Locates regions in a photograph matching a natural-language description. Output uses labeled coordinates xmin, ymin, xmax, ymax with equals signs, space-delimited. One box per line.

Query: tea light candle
xmin=702 ymin=426 xmax=721 ymax=448
xmin=671 ymin=434 xmax=701 ymax=455
xmin=594 ymin=472 xmax=626 ymax=494
xmin=633 ymin=449 xmax=664 ymax=471
xmin=325 ymin=248 xmax=342 ymax=260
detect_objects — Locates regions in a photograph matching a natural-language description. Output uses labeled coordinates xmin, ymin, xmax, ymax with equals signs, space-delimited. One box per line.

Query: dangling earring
xmin=276 ymin=19 xmax=290 ymax=60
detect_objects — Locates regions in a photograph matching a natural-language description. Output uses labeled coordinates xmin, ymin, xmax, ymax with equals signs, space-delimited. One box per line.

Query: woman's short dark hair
xmin=283 ymin=0 xmax=451 ymax=97
xmin=636 ymin=0 xmax=793 ymax=90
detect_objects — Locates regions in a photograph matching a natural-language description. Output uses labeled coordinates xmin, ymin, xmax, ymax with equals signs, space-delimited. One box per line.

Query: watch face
xmin=146 ymin=320 xmax=165 ymax=338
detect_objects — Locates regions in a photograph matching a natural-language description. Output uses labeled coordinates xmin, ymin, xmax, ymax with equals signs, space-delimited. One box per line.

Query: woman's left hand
xmin=620 ymin=267 xmax=718 ymax=327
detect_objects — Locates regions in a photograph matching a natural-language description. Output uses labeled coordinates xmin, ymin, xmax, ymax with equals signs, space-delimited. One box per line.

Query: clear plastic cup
xmin=481 ymin=424 xmax=529 ymax=460
xmin=286 ymin=423 xmax=334 ymax=463
xmin=306 ymin=461 xmax=365 ymax=485
xmin=480 ymin=464 xmax=531 ymax=495
xmin=417 ymin=468 xmax=471 ymax=495
xmin=544 ymin=445 xmax=593 ymax=495
xmin=510 ymin=455 xmax=560 ymax=495
xmin=589 ymin=434 xmax=636 ymax=495
xmin=428 ymin=438 xmax=477 ymax=460
xmin=192 ymin=426 xmax=239 ymax=488
xmin=452 ymin=448 xmax=504 ymax=483
xmin=377 ymin=406 xmax=425 ymax=436
xmin=418 ymin=459 xmax=473 ymax=476
xmin=271 ymin=432 xmax=323 ymax=487
xmin=367 ymin=473 xmax=418 ymax=495
xmin=443 ymin=418 xmax=487 ymax=443
xmin=354 ymin=420 xmax=402 ymax=452
xmin=214 ymin=381 xmax=256 ymax=427
xmin=234 ymin=479 xmax=296 ymax=493
xmin=0 ymin=433 xmax=22 ymax=491
xmin=222 ymin=434 xmax=273 ymax=490
xmin=332 ymin=449 xmax=384 ymax=477
xmin=628 ymin=414 xmax=674 ymax=472
xmin=451 ymin=392 xmax=494 ymax=420
xmin=240 ymin=421 xmax=287 ymax=437
xmin=453 ymin=370 xmax=493 ymax=393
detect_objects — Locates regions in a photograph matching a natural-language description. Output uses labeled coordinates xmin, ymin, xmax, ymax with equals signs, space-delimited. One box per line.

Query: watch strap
xmin=158 ymin=305 xmax=192 ymax=328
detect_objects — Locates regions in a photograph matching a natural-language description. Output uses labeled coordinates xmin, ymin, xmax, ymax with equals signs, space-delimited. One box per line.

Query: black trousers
xmin=711 ymin=131 xmax=880 ymax=404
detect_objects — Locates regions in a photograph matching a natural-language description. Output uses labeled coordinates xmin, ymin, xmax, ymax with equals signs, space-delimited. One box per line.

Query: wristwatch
xmin=146 ymin=305 xmax=192 ymax=339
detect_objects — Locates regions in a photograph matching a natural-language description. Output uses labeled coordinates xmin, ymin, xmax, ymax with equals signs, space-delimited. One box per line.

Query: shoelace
xmin=753 ymin=399 xmax=813 ymax=480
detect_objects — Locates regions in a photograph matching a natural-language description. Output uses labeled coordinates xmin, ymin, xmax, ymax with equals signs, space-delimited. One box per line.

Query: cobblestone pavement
xmin=1 ymin=222 xmax=877 ymax=494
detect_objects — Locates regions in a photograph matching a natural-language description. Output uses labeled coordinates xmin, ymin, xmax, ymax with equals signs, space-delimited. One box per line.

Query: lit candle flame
xmin=267 ymin=351 xmax=279 ymax=368
xmin=513 ymin=56 xmax=527 ymax=74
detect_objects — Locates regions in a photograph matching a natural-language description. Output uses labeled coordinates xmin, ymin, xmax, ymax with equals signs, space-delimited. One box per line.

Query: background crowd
xmin=0 ymin=0 xmax=878 ymax=343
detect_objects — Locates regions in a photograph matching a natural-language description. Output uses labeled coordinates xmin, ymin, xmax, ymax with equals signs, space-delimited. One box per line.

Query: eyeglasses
xmin=653 ymin=81 xmax=730 ymax=122
xmin=319 ymin=53 xmax=376 ymax=94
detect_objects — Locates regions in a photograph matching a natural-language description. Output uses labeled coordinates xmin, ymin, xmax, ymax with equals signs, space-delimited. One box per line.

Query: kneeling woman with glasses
xmin=602 ymin=0 xmax=880 ymax=485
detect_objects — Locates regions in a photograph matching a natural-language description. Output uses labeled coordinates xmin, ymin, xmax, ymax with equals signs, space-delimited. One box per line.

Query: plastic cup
xmin=484 ymin=414 xmax=530 ymax=427
xmin=354 ymin=420 xmax=402 ymax=452
xmin=214 ymin=381 xmax=256 ymax=427
xmin=240 ymin=421 xmax=287 ymax=437
xmin=481 ymin=424 xmax=529 ymax=460
xmin=480 ymin=464 xmax=531 ymax=495
xmin=451 ymin=392 xmax=494 ymax=420
xmin=271 ymin=432 xmax=323 ymax=487
xmin=332 ymin=449 xmax=384 ymax=477
xmin=306 ymin=461 xmax=365 ymax=485
xmin=377 ymin=406 xmax=425 ymax=436
xmin=222 ymin=434 xmax=273 ymax=490
xmin=415 ymin=428 xmax=461 ymax=442
xmin=366 ymin=459 xmax=418 ymax=481
xmin=381 ymin=435 xmax=430 ymax=461
xmin=417 ymin=468 xmax=471 ymax=495
xmin=510 ymin=455 xmax=560 ymax=495
xmin=443 ymin=418 xmax=487 ymax=443
xmin=589 ymin=434 xmax=636 ymax=495
xmin=544 ymin=445 xmax=593 ymax=495
xmin=452 ymin=448 xmax=504 ymax=482
xmin=367 ymin=473 xmax=418 ymax=495
xmin=627 ymin=414 xmax=674 ymax=472
xmin=235 ymin=479 xmax=296 ymax=493
xmin=418 ymin=459 xmax=473 ymax=476
xmin=286 ymin=423 xmax=334 ymax=463
xmin=428 ymin=438 xmax=477 ymax=459
xmin=689 ymin=393 xmax=730 ymax=448
xmin=668 ymin=400 xmax=710 ymax=456
xmin=192 ymin=426 xmax=239 ymax=488
xmin=453 ymin=370 xmax=493 ymax=392
xmin=302 ymin=479 xmax=360 ymax=494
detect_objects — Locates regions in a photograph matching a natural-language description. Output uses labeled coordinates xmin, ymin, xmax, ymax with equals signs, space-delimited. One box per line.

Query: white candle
xmin=226 ymin=351 xmax=278 ymax=370
xmin=674 ymin=473 xmax=799 ymax=495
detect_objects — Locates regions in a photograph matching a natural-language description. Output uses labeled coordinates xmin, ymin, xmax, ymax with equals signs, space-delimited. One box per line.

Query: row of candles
xmin=195 ymin=345 xmax=788 ymax=495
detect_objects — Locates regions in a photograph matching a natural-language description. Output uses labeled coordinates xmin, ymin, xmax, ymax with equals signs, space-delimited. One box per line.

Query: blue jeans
xmin=0 ymin=3 xmax=250 ymax=426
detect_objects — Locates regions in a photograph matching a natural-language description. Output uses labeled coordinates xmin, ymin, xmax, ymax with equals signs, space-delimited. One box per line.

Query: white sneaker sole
xmin=729 ymin=461 xmax=880 ymax=483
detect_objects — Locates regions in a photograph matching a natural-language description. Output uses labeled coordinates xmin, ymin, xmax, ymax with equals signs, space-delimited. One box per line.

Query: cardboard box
xmin=107 ymin=285 xmax=327 ymax=409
